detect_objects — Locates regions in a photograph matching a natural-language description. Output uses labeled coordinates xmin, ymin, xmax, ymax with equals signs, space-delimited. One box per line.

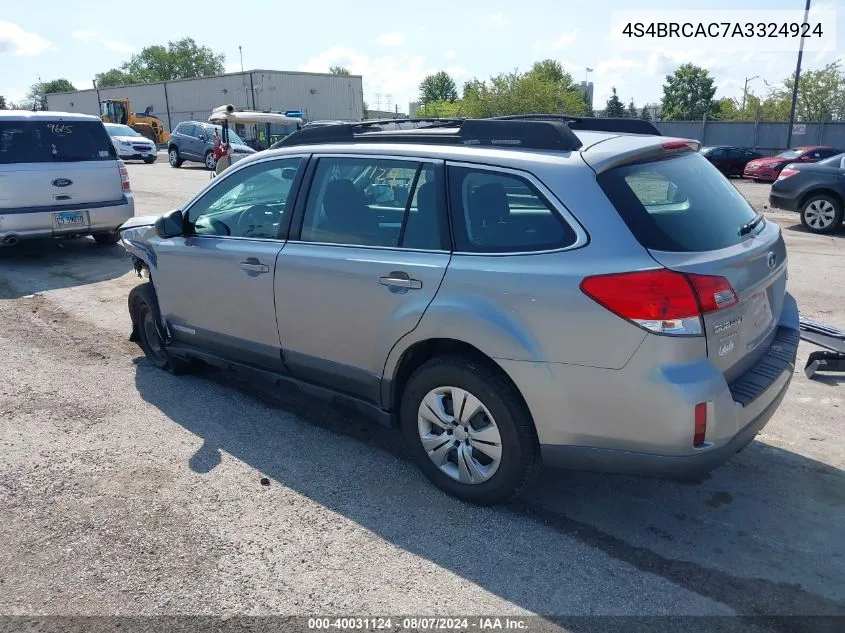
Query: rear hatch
xmin=595 ymin=149 xmax=787 ymax=383
xmin=0 ymin=119 xmax=124 ymax=209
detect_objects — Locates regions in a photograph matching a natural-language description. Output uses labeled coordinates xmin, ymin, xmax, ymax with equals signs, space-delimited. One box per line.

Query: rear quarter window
xmin=0 ymin=120 xmax=116 ymax=164
xmin=596 ymin=152 xmax=759 ymax=252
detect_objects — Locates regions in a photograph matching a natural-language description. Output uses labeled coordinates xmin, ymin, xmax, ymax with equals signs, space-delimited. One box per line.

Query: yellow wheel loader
xmin=100 ymin=98 xmax=170 ymax=144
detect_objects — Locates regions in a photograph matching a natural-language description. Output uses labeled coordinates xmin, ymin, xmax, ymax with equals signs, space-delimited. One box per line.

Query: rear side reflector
xmin=694 ymin=402 xmax=707 ymax=447
xmin=580 ymin=269 xmax=738 ymax=335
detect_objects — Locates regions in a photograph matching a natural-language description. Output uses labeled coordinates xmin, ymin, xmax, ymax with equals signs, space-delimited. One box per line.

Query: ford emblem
xmin=51 ymin=178 xmax=73 ymax=187
xmin=766 ymin=252 xmax=777 ymax=270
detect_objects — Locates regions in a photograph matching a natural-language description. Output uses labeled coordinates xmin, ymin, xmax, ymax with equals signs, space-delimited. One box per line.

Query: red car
xmin=743 ymin=146 xmax=843 ymax=182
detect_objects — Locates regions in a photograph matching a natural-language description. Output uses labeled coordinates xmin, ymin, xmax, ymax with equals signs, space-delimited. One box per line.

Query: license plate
xmin=55 ymin=212 xmax=85 ymax=226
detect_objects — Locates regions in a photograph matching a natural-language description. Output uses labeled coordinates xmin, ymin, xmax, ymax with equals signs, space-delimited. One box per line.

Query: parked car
xmin=119 ymin=117 xmax=798 ymax=505
xmin=699 ymin=146 xmax=762 ymax=177
xmin=104 ymin=122 xmax=157 ymax=164
xmin=0 ymin=110 xmax=134 ymax=246
xmin=743 ymin=146 xmax=843 ymax=182
xmin=768 ymin=152 xmax=845 ymax=234
xmin=167 ymin=121 xmax=255 ymax=170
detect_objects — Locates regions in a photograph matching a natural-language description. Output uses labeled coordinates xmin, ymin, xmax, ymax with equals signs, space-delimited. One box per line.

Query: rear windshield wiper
xmin=739 ymin=212 xmax=764 ymax=236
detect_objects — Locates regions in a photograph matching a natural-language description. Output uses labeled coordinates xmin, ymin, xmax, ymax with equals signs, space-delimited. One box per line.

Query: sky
xmin=1 ymin=0 xmax=843 ymax=113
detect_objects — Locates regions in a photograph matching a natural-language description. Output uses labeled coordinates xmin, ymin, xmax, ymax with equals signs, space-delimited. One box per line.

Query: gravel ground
xmin=0 ymin=157 xmax=843 ymax=627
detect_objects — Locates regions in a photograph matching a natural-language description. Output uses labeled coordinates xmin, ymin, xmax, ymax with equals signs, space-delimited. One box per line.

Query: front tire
xmin=168 ymin=147 xmax=183 ymax=168
xmin=128 ymin=283 xmax=193 ymax=375
xmin=400 ymin=355 xmax=539 ymax=505
xmin=800 ymin=195 xmax=843 ymax=234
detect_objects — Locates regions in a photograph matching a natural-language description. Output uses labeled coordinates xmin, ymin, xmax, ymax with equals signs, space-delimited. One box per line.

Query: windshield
xmin=776 ymin=149 xmax=804 ymax=159
xmin=106 ymin=124 xmax=142 ymax=137
xmin=597 ymin=152 xmax=759 ymax=252
xmin=209 ymin=125 xmax=245 ymax=145
xmin=0 ymin=120 xmax=116 ymax=164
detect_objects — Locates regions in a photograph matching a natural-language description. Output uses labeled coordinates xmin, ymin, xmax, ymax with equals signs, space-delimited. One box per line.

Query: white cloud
xmin=444 ymin=50 xmax=456 ymax=60
xmin=0 ymin=20 xmax=54 ymax=56
xmin=552 ymin=30 xmax=579 ymax=49
xmin=106 ymin=41 xmax=135 ymax=54
xmin=596 ymin=57 xmax=644 ymax=75
xmin=376 ymin=32 xmax=406 ymax=47
xmin=301 ymin=46 xmax=436 ymax=111
xmin=72 ymin=29 xmax=99 ymax=42
xmin=488 ymin=13 xmax=507 ymax=26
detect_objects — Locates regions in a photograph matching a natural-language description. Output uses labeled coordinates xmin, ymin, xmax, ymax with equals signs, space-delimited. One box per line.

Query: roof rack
xmin=272 ymin=114 xmax=661 ymax=151
xmin=487 ymin=114 xmax=662 ymax=136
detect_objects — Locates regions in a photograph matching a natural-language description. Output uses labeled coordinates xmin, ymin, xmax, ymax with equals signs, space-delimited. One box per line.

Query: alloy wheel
xmin=804 ymin=199 xmax=837 ymax=230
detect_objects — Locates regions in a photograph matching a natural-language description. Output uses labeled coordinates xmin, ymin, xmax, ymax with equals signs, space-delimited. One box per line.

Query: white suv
xmin=0 ymin=110 xmax=135 ymax=246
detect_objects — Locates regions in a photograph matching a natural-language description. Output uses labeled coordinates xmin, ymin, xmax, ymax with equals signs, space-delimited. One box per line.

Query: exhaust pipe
xmin=2 ymin=235 xmax=19 ymax=246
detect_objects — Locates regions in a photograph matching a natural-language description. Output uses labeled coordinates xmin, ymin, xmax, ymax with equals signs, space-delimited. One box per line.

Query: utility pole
xmin=742 ymin=75 xmax=759 ymax=116
xmin=786 ymin=0 xmax=811 ymax=149
xmin=239 ymin=45 xmax=244 ymax=73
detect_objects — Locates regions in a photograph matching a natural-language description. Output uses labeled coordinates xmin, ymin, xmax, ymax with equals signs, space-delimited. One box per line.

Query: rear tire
xmin=399 ymin=355 xmax=540 ymax=505
xmin=800 ymin=194 xmax=843 ymax=235
xmin=204 ymin=151 xmax=217 ymax=171
xmin=168 ymin=147 xmax=183 ymax=168
xmin=128 ymin=282 xmax=193 ymax=375
xmin=93 ymin=231 xmax=120 ymax=245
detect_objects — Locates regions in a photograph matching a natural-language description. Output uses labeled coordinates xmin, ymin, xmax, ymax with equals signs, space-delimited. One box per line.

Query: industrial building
xmin=46 ymin=69 xmax=365 ymax=142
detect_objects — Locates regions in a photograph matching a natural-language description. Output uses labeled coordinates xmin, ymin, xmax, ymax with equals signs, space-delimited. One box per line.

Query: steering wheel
xmin=235 ymin=205 xmax=282 ymax=238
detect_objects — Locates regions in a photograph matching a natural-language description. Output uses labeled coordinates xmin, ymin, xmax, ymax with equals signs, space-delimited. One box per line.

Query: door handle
xmin=240 ymin=260 xmax=270 ymax=274
xmin=379 ymin=273 xmax=422 ymax=290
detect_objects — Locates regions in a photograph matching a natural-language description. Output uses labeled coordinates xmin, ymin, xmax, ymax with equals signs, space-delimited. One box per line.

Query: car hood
xmin=120 ymin=215 xmax=158 ymax=231
xmin=747 ymin=157 xmax=788 ymax=167
xmin=112 ymin=135 xmax=155 ymax=145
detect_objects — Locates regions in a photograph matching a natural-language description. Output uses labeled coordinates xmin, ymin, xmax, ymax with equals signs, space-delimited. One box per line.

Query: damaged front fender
xmin=119 ymin=215 xmax=159 ymax=278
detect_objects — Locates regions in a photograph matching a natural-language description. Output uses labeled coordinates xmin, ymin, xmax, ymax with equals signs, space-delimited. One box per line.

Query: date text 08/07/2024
xmin=308 ymin=617 xmax=530 ymax=630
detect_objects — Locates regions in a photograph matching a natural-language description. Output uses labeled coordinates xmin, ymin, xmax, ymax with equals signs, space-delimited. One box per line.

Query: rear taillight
xmin=777 ymin=167 xmax=799 ymax=180
xmin=579 ymin=269 xmax=737 ymax=336
xmin=119 ymin=161 xmax=131 ymax=192
xmin=694 ymin=402 xmax=707 ymax=447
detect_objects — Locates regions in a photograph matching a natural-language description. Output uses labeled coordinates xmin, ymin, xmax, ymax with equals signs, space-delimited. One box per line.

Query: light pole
xmin=742 ymin=75 xmax=759 ymax=116
xmin=786 ymin=0 xmax=812 ymax=149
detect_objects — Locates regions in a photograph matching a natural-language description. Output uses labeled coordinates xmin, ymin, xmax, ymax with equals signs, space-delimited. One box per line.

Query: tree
xmin=605 ymin=87 xmax=624 ymax=117
xmin=22 ymin=78 xmax=75 ymax=110
xmin=95 ymin=38 xmax=224 ymax=88
xmin=626 ymin=99 xmax=637 ymax=118
xmin=660 ymin=63 xmax=718 ymax=121
xmin=764 ymin=61 xmax=845 ymax=122
xmin=582 ymin=89 xmax=593 ymax=117
xmin=0 ymin=96 xmax=6 ymax=110
xmin=419 ymin=71 xmax=458 ymax=104
xmin=329 ymin=66 xmax=351 ymax=76
xmin=639 ymin=106 xmax=651 ymax=120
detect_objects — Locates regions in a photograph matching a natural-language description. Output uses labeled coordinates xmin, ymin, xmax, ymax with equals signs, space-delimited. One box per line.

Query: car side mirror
xmin=154 ymin=209 xmax=184 ymax=239
xmin=281 ymin=168 xmax=297 ymax=180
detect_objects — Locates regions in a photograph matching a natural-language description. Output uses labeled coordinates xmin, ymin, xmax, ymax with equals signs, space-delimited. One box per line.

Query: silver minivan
xmin=0 ymin=110 xmax=135 ymax=246
xmin=119 ymin=116 xmax=799 ymax=505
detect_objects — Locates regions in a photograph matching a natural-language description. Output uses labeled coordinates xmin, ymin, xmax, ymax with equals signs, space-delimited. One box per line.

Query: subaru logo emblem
xmin=767 ymin=252 xmax=777 ymax=270
xmin=51 ymin=178 xmax=73 ymax=187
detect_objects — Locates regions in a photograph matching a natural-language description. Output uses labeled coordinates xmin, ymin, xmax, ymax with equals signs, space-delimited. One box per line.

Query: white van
xmin=0 ymin=111 xmax=135 ymax=246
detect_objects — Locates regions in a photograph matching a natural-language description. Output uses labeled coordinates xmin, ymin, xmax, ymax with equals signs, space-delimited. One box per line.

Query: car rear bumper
xmin=498 ymin=292 xmax=800 ymax=478
xmin=768 ymin=189 xmax=801 ymax=212
xmin=0 ymin=195 xmax=135 ymax=242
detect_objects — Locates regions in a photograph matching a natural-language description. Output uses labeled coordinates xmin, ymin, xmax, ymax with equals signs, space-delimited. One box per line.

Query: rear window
xmin=596 ymin=152 xmax=759 ymax=252
xmin=0 ymin=120 xmax=116 ymax=164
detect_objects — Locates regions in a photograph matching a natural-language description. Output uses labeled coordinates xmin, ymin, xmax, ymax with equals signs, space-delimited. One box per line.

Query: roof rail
xmin=486 ymin=114 xmax=662 ymax=136
xmin=273 ymin=117 xmax=584 ymax=151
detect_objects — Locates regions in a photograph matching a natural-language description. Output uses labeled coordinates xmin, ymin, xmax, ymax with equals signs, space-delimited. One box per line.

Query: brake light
xmin=579 ymin=269 xmax=737 ymax=335
xmin=662 ymin=140 xmax=698 ymax=151
xmin=694 ymin=402 xmax=707 ymax=447
xmin=777 ymin=167 xmax=799 ymax=180
xmin=119 ymin=161 xmax=131 ymax=192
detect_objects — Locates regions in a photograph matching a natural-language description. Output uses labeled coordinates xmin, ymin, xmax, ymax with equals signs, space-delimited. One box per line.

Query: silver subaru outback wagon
xmin=119 ymin=116 xmax=799 ymax=505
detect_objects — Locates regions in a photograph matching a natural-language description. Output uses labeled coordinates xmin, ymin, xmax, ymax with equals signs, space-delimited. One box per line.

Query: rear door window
xmin=0 ymin=120 xmax=116 ymax=164
xmin=596 ymin=152 xmax=759 ymax=252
